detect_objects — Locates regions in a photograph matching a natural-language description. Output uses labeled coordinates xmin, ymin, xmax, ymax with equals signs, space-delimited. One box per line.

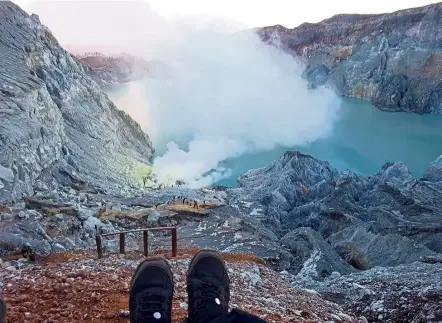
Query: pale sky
xmin=11 ymin=0 xmax=441 ymax=55
xmin=14 ymin=0 xmax=440 ymax=28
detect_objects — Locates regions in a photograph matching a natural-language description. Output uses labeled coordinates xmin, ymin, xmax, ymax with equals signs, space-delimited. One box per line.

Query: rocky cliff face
xmin=258 ymin=3 xmax=442 ymax=114
xmin=0 ymin=2 xmax=154 ymax=203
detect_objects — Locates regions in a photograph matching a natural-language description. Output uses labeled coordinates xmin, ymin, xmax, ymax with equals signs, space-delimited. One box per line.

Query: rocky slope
xmin=0 ymin=249 xmax=365 ymax=323
xmin=300 ymin=261 xmax=442 ymax=323
xmin=1 ymin=152 xmax=441 ymax=321
xmin=258 ymin=3 xmax=442 ymax=114
xmin=0 ymin=2 xmax=154 ymax=204
xmin=78 ymin=53 xmax=165 ymax=87
xmin=224 ymin=151 xmax=442 ymax=321
xmin=228 ymin=151 xmax=442 ymax=271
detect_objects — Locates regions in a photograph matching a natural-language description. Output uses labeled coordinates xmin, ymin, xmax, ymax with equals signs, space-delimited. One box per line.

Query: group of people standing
xmin=154 ymin=196 xmax=206 ymax=209
xmin=174 ymin=196 xmax=205 ymax=209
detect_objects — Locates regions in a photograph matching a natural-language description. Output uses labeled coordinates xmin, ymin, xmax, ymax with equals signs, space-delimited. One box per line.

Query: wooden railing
xmin=95 ymin=227 xmax=177 ymax=259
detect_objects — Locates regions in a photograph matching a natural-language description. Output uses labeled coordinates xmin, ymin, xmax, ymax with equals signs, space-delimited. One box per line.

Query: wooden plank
xmin=171 ymin=228 xmax=177 ymax=257
xmin=101 ymin=227 xmax=176 ymax=237
xmin=96 ymin=235 xmax=103 ymax=259
xmin=96 ymin=227 xmax=177 ymax=258
xmin=43 ymin=206 xmax=77 ymax=216
xmin=119 ymin=233 xmax=125 ymax=254
xmin=143 ymin=231 xmax=148 ymax=257
xmin=24 ymin=197 xmax=70 ymax=209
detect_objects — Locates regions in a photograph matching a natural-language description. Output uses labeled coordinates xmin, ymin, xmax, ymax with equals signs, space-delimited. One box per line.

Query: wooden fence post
xmin=143 ymin=230 xmax=148 ymax=257
xmin=171 ymin=228 xmax=177 ymax=257
xmin=119 ymin=233 xmax=125 ymax=254
xmin=96 ymin=235 xmax=103 ymax=259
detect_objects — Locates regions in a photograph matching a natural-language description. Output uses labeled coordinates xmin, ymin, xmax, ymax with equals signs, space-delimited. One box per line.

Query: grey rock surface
xmin=301 ymin=262 xmax=442 ymax=323
xmin=258 ymin=3 xmax=442 ymax=114
xmin=1 ymin=151 xmax=441 ymax=322
xmin=227 ymin=151 xmax=442 ymax=271
xmin=281 ymin=227 xmax=355 ymax=280
xmin=0 ymin=1 xmax=154 ymax=203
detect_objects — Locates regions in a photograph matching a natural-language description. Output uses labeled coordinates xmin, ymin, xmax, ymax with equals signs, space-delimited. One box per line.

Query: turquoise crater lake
xmin=106 ymin=83 xmax=442 ymax=187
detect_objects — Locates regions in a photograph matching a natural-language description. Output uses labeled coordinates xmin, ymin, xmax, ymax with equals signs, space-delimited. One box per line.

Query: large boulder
xmin=281 ymin=227 xmax=354 ymax=280
xmin=328 ymin=225 xmax=437 ymax=267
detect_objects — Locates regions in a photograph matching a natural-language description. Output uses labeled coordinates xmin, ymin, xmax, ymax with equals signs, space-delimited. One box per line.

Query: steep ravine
xmin=258 ymin=3 xmax=442 ymax=114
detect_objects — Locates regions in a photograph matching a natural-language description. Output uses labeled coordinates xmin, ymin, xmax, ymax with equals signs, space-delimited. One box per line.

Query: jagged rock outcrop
xmin=228 ymin=151 xmax=442 ymax=271
xmin=281 ymin=227 xmax=355 ymax=280
xmin=0 ymin=2 xmax=154 ymax=203
xmin=225 ymin=151 xmax=442 ymax=320
xmin=258 ymin=3 xmax=442 ymax=114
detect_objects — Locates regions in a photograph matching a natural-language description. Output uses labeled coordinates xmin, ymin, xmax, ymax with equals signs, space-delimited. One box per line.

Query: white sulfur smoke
xmin=146 ymin=25 xmax=341 ymax=187
xmin=26 ymin=1 xmax=341 ymax=187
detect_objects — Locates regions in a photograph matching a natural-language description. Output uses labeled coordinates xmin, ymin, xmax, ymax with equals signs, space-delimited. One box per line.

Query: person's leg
xmin=0 ymin=298 xmax=6 ymax=323
xmin=186 ymin=250 xmax=267 ymax=323
xmin=129 ymin=257 xmax=173 ymax=323
xmin=186 ymin=250 xmax=230 ymax=323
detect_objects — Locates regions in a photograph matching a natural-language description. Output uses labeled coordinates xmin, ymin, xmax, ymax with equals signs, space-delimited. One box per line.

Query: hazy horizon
xmin=12 ymin=0 xmax=441 ymax=55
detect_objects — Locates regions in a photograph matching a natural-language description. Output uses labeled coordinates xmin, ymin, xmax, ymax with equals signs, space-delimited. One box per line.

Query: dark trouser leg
xmin=0 ymin=298 xmax=6 ymax=323
xmin=186 ymin=250 xmax=268 ymax=323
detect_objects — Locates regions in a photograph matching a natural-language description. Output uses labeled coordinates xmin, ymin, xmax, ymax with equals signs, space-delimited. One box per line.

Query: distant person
xmin=193 ymin=200 xmax=198 ymax=209
xmin=21 ymin=244 xmax=34 ymax=260
xmin=129 ymin=250 xmax=266 ymax=323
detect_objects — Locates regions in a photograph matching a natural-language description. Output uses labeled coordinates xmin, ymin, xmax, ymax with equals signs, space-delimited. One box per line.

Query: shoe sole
xmin=187 ymin=249 xmax=229 ymax=282
xmin=0 ymin=298 xmax=5 ymax=323
xmin=130 ymin=256 xmax=173 ymax=290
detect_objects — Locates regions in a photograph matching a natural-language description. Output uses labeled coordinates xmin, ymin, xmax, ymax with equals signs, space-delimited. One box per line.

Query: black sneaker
xmin=187 ymin=250 xmax=230 ymax=323
xmin=0 ymin=298 xmax=5 ymax=323
xmin=129 ymin=257 xmax=174 ymax=323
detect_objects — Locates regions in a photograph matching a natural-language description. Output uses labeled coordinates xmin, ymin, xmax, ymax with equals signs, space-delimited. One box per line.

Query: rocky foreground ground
xmin=2 ymin=151 xmax=442 ymax=322
xmin=0 ymin=248 xmax=365 ymax=323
